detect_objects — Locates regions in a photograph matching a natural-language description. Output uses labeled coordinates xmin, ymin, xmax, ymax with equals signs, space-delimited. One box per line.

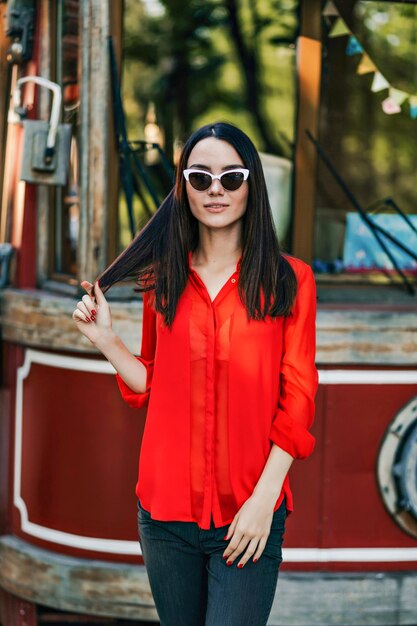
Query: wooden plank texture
xmin=2 ymin=536 xmax=417 ymax=624
xmin=0 ymin=535 xmax=157 ymax=622
xmin=1 ymin=288 xmax=417 ymax=364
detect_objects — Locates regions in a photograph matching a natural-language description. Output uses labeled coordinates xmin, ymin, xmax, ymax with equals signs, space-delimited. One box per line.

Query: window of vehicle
xmin=313 ymin=0 xmax=417 ymax=286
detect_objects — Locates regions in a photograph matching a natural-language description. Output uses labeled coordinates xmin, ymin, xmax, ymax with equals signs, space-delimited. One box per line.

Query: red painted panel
xmin=322 ymin=383 xmax=417 ymax=549
xmin=281 ymin=379 xmax=417 ymax=572
xmin=13 ymin=360 xmax=145 ymax=562
xmin=9 ymin=351 xmax=417 ymax=571
xmin=282 ymin=382 xmax=326 ymax=548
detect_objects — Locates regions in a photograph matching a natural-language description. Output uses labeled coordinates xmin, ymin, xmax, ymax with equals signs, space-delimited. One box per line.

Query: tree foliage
xmin=122 ymin=0 xmax=298 ymax=161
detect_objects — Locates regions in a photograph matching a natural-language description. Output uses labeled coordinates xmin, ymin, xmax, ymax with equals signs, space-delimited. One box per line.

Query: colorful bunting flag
xmin=371 ymin=72 xmax=389 ymax=93
xmin=328 ymin=17 xmax=351 ymax=38
xmin=382 ymin=97 xmax=401 ymax=115
xmin=409 ymin=96 xmax=417 ymax=120
xmin=322 ymin=1 xmax=339 ymax=17
xmin=389 ymin=87 xmax=408 ymax=105
xmin=356 ymin=54 xmax=378 ymax=75
xmin=323 ymin=4 xmax=415 ymax=119
xmin=346 ymin=36 xmax=364 ymax=56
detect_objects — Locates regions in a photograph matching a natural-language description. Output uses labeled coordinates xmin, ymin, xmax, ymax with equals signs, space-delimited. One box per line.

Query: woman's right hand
xmin=72 ymin=280 xmax=113 ymax=346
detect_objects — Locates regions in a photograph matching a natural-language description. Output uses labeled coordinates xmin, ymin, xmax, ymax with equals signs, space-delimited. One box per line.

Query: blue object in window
xmin=343 ymin=213 xmax=417 ymax=273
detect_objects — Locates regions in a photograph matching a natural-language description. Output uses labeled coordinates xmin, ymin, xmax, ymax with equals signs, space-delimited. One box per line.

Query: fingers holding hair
xmin=93 ymin=280 xmax=106 ymax=305
xmin=81 ymin=279 xmax=104 ymax=300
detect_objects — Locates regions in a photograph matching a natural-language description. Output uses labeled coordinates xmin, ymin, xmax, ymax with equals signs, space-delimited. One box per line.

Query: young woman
xmin=72 ymin=122 xmax=318 ymax=626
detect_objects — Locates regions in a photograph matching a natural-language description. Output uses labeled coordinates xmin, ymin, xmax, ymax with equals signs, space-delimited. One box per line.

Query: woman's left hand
xmin=222 ymin=492 xmax=277 ymax=567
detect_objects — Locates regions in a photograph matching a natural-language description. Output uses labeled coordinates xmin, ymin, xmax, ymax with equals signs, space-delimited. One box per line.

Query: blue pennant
xmin=345 ymin=36 xmax=364 ymax=56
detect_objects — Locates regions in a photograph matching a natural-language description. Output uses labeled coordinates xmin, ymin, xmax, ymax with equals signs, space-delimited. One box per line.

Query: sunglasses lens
xmin=221 ymin=172 xmax=245 ymax=191
xmin=188 ymin=172 xmax=212 ymax=191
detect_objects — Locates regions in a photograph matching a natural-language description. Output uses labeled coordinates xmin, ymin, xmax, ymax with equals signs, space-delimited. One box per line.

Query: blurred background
xmin=0 ymin=1 xmax=417 ymax=625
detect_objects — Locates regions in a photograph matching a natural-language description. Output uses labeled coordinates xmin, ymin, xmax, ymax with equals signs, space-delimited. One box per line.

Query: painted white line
xmin=283 ymin=547 xmax=417 ymax=562
xmin=18 ymin=520 xmax=141 ymax=555
xmin=19 ymin=351 xmax=417 ymax=384
xmin=318 ymin=369 xmax=417 ymax=384
xmin=20 ymin=348 xmax=116 ymax=373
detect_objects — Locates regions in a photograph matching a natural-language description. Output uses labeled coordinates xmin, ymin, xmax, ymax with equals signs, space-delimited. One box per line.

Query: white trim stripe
xmin=318 ymin=369 xmax=417 ymax=384
xmin=17 ymin=350 xmax=417 ymax=383
xmin=19 ymin=348 xmax=116 ymax=373
xmin=20 ymin=520 xmax=141 ymax=555
xmin=283 ymin=547 xmax=417 ymax=562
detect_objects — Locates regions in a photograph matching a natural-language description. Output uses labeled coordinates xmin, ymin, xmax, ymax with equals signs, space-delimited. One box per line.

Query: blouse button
xmin=231 ymin=278 xmax=236 ymax=283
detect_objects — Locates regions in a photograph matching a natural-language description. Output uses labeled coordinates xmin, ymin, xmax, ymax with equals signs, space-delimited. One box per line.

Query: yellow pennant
xmin=356 ymin=54 xmax=377 ymax=75
xmin=328 ymin=17 xmax=351 ymax=38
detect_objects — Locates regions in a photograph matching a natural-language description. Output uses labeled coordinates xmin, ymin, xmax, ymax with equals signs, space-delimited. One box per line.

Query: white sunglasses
xmin=183 ymin=168 xmax=249 ymax=191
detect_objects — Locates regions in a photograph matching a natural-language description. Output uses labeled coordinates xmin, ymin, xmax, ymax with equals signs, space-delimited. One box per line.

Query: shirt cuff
xmin=115 ymin=356 xmax=153 ymax=409
xmin=269 ymin=409 xmax=316 ymax=460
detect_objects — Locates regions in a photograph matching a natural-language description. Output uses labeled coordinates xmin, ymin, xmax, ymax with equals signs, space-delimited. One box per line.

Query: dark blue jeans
xmin=137 ymin=496 xmax=287 ymax=626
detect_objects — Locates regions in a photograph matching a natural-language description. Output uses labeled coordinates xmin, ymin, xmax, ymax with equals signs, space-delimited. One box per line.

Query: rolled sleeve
xmin=269 ymin=262 xmax=319 ymax=460
xmin=115 ymin=290 xmax=156 ymax=409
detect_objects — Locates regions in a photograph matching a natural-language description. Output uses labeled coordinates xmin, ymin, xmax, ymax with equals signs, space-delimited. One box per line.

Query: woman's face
xmin=185 ymin=137 xmax=249 ymax=230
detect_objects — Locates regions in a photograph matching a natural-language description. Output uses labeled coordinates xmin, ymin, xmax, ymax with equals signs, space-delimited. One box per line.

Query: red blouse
xmin=116 ymin=252 xmax=319 ymax=530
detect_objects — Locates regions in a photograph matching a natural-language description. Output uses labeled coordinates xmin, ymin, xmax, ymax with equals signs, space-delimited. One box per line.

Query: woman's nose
xmin=208 ymin=178 xmax=224 ymax=194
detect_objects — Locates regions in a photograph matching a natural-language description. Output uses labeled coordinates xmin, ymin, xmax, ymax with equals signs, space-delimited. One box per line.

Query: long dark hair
xmin=94 ymin=122 xmax=297 ymax=328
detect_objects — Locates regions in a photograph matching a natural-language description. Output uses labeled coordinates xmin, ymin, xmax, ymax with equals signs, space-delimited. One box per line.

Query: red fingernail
xmin=238 ymin=564 xmax=244 ymax=569
xmin=85 ymin=317 xmax=90 ymax=322
xmin=253 ymin=558 xmax=258 ymax=563
xmin=223 ymin=535 xmax=228 ymax=540
xmin=91 ymin=309 xmax=96 ymax=315
xmin=223 ymin=555 xmax=227 ymax=559
xmin=226 ymin=561 xmax=232 ymax=566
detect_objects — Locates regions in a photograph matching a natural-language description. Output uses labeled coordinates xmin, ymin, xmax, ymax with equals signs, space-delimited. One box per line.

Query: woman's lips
xmin=204 ymin=204 xmax=228 ymax=212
